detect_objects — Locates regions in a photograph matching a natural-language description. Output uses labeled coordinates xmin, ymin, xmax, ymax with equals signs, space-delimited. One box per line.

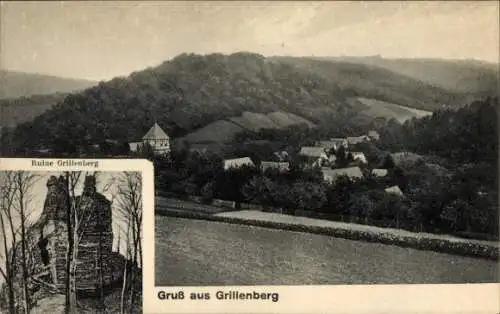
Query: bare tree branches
xmin=106 ymin=172 xmax=142 ymax=267
xmin=13 ymin=171 xmax=41 ymax=314
xmin=0 ymin=171 xmax=41 ymax=313
xmin=106 ymin=172 xmax=142 ymax=313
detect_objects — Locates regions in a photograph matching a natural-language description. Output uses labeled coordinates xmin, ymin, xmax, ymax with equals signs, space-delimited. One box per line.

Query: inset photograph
xmin=0 ymin=171 xmax=143 ymax=313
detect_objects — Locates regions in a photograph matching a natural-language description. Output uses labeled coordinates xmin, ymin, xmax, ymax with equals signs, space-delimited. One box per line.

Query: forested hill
xmin=1 ymin=52 xmax=480 ymax=154
xmin=0 ymin=70 xmax=96 ymax=99
xmin=305 ymin=56 xmax=499 ymax=97
xmin=0 ymin=71 xmax=97 ymax=130
xmin=0 ymin=93 xmax=69 ymax=128
xmin=379 ymin=96 xmax=499 ymax=166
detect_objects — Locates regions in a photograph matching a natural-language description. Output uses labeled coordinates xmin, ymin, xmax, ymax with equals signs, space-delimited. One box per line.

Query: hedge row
xmin=155 ymin=209 xmax=499 ymax=261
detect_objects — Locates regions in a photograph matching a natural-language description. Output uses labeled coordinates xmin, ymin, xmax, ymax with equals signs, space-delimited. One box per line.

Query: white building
xmin=299 ymin=146 xmax=329 ymax=167
xmin=385 ymin=185 xmax=404 ymax=196
xmin=224 ymin=157 xmax=255 ymax=170
xmin=347 ymin=135 xmax=370 ymax=145
xmin=260 ymin=161 xmax=290 ymax=173
xmin=129 ymin=122 xmax=170 ymax=155
xmin=322 ymin=167 xmax=363 ymax=183
xmin=351 ymin=152 xmax=368 ymax=164
xmin=315 ymin=138 xmax=348 ymax=152
xmin=368 ymin=130 xmax=380 ymax=141
xmin=371 ymin=169 xmax=388 ymax=177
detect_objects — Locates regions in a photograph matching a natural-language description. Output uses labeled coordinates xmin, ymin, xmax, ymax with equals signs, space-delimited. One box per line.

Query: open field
xmin=182 ymin=110 xmax=315 ymax=144
xmin=355 ymin=97 xmax=433 ymax=123
xmin=155 ymin=216 xmax=498 ymax=286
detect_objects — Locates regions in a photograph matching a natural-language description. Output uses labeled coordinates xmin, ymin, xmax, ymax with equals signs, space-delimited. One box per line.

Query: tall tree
xmin=0 ymin=171 xmax=17 ymax=313
xmin=106 ymin=172 xmax=142 ymax=311
xmin=64 ymin=171 xmax=103 ymax=314
xmin=336 ymin=145 xmax=348 ymax=168
xmin=12 ymin=171 xmax=40 ymax=314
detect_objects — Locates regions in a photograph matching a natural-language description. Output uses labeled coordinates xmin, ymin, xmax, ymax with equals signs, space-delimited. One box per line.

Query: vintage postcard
xmin=0 ymin=158 xmax=152 ymax=313
xmin=1 ymin=1 xmax=499 ymax=314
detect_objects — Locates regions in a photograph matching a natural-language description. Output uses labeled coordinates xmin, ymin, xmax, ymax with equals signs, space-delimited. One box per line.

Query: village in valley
xmin=130 ymin=120 xmax=406 ymax=214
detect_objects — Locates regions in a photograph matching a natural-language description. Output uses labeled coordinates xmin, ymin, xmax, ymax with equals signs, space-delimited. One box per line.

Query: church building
xmin=129 ymin=122 xmax=171 ymax=155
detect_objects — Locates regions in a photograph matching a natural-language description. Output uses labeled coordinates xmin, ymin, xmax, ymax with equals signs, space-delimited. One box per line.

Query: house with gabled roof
xmin=385 ymin=185 xmax=404 ymax=196
xmin=273 ymin=150 xmax=289 ymax=162
xmin=299 ymin=146 xmax=327 ymax=159
xmin=298 ymin=146 xmax=328 ymax=167
xmin=260 ymin=161 xmax=290 ymax=173
xmin=322 ymin=166 xmax=363 ymax=183
xmin=368 ymin=130 xmax=380 ymax=140
xmin=347 ymin=135 xmax=370 ymax=145
xmin=224 ymin=157 xmax=255 ymax=170
xmin=129 ymin=122 xmax=171 ymax=155
xmin=315 ymin=138 xmax=348 ymax=152
xmin=351 ymin=152 xmax=368 ymax=164
xmin=390 ymin=151 xmax=422 ymax=166
xmin=371 ymin=168 xmax=388 ymax=177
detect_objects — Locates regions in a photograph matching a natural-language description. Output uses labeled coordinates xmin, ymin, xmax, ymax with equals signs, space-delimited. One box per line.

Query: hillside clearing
xmin=182 ymin=120 xmax=244 ymax=143
xmin=183 ymin=110 xmax=315 ymax=143
xmin=355 ymin=97 xmax=433 ymax=123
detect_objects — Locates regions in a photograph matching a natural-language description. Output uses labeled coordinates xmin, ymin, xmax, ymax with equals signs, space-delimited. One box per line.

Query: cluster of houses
xmin=128 ymin=123 xmax=403 ymax=197
xmin=223 ymin=130 xmax=403 ymax=197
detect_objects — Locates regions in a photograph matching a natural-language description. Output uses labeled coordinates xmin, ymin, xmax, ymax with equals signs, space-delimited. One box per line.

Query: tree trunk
xmin=120 ymin=258 xmax=128 ymax=314
xmin=0 ymin=212 xmax=16 ymax=314
xmin=68 ymin=241 xmax=78 ymax=314
xmin=128 ymin=267 xmax=135 ymax=311
xmin=65 ymin=174 xmax=76 ymax=314
xmin=120 ymin=218 xmax=131 ymax=314
xmin=136 ymin=224 xmax=142 ymax=270
xmin=18 ymin=184 xmax=30 ymax=314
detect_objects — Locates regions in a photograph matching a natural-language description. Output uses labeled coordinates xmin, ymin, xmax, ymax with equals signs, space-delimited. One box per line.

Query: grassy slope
xmin=184 ymin=111 xmax=316 ymax=143
xmin=155 ymin=216 xmax=497 ymax=286
xmin=183 ymin=120 xmax=245 ymax=143
xmin=354 ymin=97 xmax=433 ymax=123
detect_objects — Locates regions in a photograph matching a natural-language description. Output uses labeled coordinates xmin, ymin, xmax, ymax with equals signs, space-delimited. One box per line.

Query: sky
xmin=1 ymin=1 xmax=499 ymax=81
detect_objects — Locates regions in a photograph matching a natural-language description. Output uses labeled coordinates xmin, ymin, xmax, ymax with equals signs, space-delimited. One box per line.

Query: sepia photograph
xmin=0 ymin=0 xmax=499 ymax=313
xmin=0 ymin=170 xmax=143 ymax=313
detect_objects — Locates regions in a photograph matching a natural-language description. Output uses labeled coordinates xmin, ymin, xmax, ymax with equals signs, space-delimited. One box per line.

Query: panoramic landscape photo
xmin=0 ymin=1 xmax=498 ymax=289
xmin=0 ymin=171 xmax=143 ymax=313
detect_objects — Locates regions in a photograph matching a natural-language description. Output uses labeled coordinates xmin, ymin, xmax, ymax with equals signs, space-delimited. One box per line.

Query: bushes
xmin=289 ymin=181 xmax=327 ymax=211
xmin=154 ymin=138 xmax=499 ymax=241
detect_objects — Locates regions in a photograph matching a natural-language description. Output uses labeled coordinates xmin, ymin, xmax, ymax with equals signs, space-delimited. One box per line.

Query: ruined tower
xmin=73 ymin=175 xmax=115 ymax=291
xmin=31 ymin=174 xmax=119 ymax=293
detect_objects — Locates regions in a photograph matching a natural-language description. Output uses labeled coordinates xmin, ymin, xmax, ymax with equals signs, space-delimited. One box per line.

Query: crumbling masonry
xmin=31 ymin=175 xmax=121 ymax=292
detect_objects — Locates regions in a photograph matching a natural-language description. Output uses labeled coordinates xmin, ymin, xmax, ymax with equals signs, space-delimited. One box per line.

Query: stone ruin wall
xmin=33 ymin=175 xmax=118 ymax=291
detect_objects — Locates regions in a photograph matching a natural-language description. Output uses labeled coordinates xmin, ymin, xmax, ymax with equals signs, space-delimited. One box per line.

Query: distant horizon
xmin=2 ymin=1 xmax=498 ymax=81
xmin=2 ymin=53 xmax=498 ymax=82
